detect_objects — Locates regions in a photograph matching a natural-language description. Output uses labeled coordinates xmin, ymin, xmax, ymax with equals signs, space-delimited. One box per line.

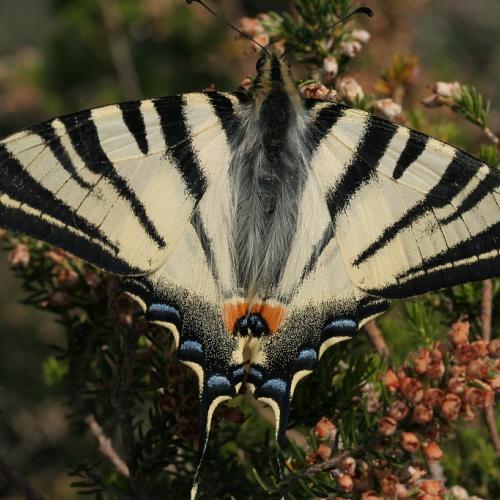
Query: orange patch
xmin=223 ymin=300 xmax=287 ymax=334
xmin=223 ymin=301 xmax=248 ymax=333
xmin=251 ymin=303 xmax=287 ymax=333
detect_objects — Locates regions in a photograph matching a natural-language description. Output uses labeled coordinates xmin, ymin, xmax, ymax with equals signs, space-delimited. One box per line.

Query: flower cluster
xmin=299 ymin=320 xmax=498 ymax=499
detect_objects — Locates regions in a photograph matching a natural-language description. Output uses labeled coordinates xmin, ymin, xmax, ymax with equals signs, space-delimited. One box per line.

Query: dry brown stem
xmin=364 ymin=319 xmax=392 ymax=366
xmin=480 ymin=278 xmax=500 ymax=458
xmin=481 ymin=279 xmax=494 ymax=342
xmin=85 ymin=414 xmax=130 ymax=477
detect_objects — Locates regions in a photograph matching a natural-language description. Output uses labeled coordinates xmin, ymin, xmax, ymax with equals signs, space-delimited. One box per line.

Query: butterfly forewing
xmin=306 ymin=105 xmax=500 ymax=299
xmin=0 ymin=93 xmax=238 ymax=275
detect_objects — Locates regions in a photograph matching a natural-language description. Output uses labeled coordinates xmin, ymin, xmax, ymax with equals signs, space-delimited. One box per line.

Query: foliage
xmin=0 ymin=0 xmax=499 ymax=499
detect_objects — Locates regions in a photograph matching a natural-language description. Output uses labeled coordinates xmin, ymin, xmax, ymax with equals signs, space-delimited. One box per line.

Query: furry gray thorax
xmin=230 ymin=55 xmax=311 ymax=301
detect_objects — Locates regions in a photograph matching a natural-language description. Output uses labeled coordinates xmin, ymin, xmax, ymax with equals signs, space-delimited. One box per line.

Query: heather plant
xmin=0 ymin=1 xmax=499 ymax=499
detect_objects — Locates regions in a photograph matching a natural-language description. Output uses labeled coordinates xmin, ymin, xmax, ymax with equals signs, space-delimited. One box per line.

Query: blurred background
xmin=0 ymin=0 xmax=499 ymax=497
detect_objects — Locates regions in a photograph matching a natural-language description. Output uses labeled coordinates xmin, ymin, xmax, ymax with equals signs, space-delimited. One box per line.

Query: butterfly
xmin=0 ymin=11 xmax=499 ymax=474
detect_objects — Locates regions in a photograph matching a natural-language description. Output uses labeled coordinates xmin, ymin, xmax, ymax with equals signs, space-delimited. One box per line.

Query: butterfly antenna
xmin=187 ymin=0 xmax=271 ymax=57
xmin=281 ymin=6 xmax=373 ymax=59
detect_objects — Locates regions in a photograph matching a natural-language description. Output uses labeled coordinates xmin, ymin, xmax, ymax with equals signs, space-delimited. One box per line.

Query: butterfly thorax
xmin=230 ymin=55 xmax=310 ymax=302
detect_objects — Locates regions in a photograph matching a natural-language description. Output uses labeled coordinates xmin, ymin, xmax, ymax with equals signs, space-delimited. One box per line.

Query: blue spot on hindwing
xmin=147 ymin=303 xmax=182 ymax=329
xmin=260 ymin=378 xmax=287 ymax=396
xmin=293 ymin=348 xmax=317 ymax=371
xmin=231 ymin=366 xmax=244 ymax=383
xmin=207 ymin=375 xmax=232 ymax=391
xmin=178 ymin=340 xmax=203 ymax=361
xmin=322 ymin=317 xmax=357 ymax=339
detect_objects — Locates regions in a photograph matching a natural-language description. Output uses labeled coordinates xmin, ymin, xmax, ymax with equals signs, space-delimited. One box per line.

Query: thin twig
xmin=480 ymin=278 xmax=500 ymax=458
xmin=481 ymin=279 xmax=493 ymax=342
xmin=99 ymin=0 xmax=142 ymax=99
xmin=485 ymin=407 xmax=500 ymax=459
xmin=0 ymin=456 xmax=47 ymax=500
xmin=364 ymin=319 xmax=392 ymax=367
xmin=483 ymin=126 xmax=499 ymax=145
xmin=302 ymin=451 xmax=350 ymax=477
xmin=84 ymin=414 xmax=130 ymax=477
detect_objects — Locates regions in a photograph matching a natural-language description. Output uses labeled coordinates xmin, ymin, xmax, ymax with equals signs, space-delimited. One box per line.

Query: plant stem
xmin=480 ymin=278 xmax=500 ymax=458
xmin=85 ymin=414 xmax=130 ymax=477
xmin=364 ymin=319 xmax=392 ymax=366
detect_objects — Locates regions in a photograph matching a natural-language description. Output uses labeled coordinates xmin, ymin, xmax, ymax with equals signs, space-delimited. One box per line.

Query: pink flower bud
xmin=301 ymin=82 xmax=329 ymax=99
xmin=380 ymin=474 xmax=399 ymax=496
xmin=338 ymin=472 xmax=354 ymax=492
xmin=316 ymin=443 xmax=332 ymax=461
xmin=412 ymin=403 xmax=433 ymax=424
xmin=440 ymin=393 xmax=461 ymax=420
xmin=423 ymin=388 xmax=445 ymax=407
xmin=338 ymin=77 xmax=364 ymax=101
xmin=389 ymin=400 xmax=409 ymax=421
xmin=9 ymin=244 xmax=30 ymax=267
xmin=361 ymin=492 xmax=381 ymax=500
xmin=378 ymin=416 xmax=398 ymax=435
xmin=352 ymin=29 xmax=371 ymax=43
xmin=420 ymin=479 xmax=445 ymax=496
xmin=238 ymin=77 xmax=253 ymax=92
xmin=45 ymin=248 xmax=69 ymax=264
xmin=314 ymin=416 xmax=335 ymax=440
xmin=455 ymin=344 xmax=478 ymax=364
xmin=466 ymin=359 xmax=489 ymax=379
xmin=237 ymin=17 xmax=262 ymax=38
xmin=423 ymin=441 xmax=444 ymax=461
xmin=447 ymin=376 xmax=466 ymax=395
xmin=400 ymin=431 xmax=420 ymax=452
xmin=488 ymin=339 xmax=500 ymax=358
xmin=340 ymin=40 xmax=362 ymax=58
xmin=381 ymin=369 xmax=400 ymax=393
xmin=339 ymin=456 xmax=356 ymax=476
xmin=463 ymin=386 xmax=493 ymax=408
xmin=448 ymin=320 xmax=470 ymax=346
xmin=400 ymin=377 xmax=424 ymax=404
xmin=323 ymin=56 xmax=339 ymax=78
xmin=413 ymin=349 xmax=431 ymax=375
xmin=471 ymin=340 xmax=488 ymax=357
xmin=373 ymin=98 xmax=403 ymax=121
xmin=431 ymin=81 xmax=462 ymax=98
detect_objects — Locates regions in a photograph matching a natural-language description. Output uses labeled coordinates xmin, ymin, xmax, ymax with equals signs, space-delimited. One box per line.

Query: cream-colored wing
xmin=309 ymin=103 xmax=500 ymax=299
xmin=0 ymin=92 xmax=241 ymax=275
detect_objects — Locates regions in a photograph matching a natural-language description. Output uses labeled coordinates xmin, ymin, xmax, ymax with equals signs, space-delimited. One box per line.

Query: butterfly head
xmin=251 ymin=53 xmax=299 ymax=103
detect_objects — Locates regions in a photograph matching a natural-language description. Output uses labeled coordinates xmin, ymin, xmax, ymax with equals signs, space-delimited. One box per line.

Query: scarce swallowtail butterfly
xmin=0 ymin=0 xmax=499 ymax=485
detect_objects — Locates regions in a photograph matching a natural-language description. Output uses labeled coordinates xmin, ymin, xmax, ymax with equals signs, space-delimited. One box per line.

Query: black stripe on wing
xmin=191 ymin=210 xmax=219 ymax=284
xmin=154 ymin=96 xmax=207 ymax=202
xmin=306 ymin=103 xmax=347 ymax=153
xmin=327 ymin=115 xmax=398 ymax=222
xmin=30 ymin=122 xmax=93 ymax=190
xmin=0 ymin=203 xmax=137 ymax=274
xmin=353 ymin=149 xmax=483 ymax=266
xmin=300 ymin=224 xmax=334 ymax=282
xmin=59 ymin=110 xmax=166 ymax=248
xmin=119 ymin=101 xmax=149 ymax=155
xmin=392 ymin=129 xmax=428 ymax=180
xmin=372 ymin=221 xmax=500 ymax=298
xmin=0 ymin=143 xmax=118 ymax=253
xmin=205 ymin=92 xmax=242 ymax=142
xmin=440 ymin=162 xmax=500 ymax=225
